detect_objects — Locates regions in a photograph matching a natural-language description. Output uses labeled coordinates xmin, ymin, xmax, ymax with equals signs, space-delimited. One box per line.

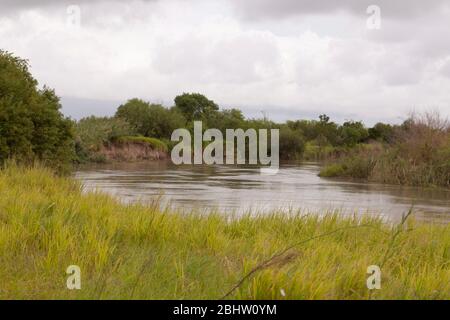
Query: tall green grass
xmin=0 ymin=164 xmax=448 ymax=299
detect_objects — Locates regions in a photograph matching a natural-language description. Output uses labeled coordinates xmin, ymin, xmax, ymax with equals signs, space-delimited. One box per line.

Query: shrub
xmin=75 ymin=116 xmax=134 ymax=162
xmin=344 ymin=156 xmax=376 ymax=179
xmin=369 ymin=122 xmax=395 ymax=143
xmin=319 ymin=164 xmax=346 ymax=177
xmin=279 ymin=126 xmax=305 ymax=160
xmin=320 ymin=112 xmax=450 ymax=187
xmin=337 ymin=121 xmax=370 ymax=146
xmin=114 ymin=136 xmax=168 ymax=152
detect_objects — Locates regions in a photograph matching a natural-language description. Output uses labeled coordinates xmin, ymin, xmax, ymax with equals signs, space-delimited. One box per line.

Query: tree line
xmin=75 ymin=93 xmax=401 ymax=162
xmin=2 ymin=50 xmax=439 ymax=176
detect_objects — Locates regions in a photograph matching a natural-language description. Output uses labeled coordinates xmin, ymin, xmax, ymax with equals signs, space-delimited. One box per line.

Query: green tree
xmin=316 ymin=115 xmax=339 ymax=146
xmin=145 ymin=105 xmax=186 ymax=138
xmin=174 ymin=93 xmax=219 ymax=122
xmin=338 ymin=121 xmax=369 ymax=146
xmin=279 ymin=126 xmax=305 ymax=160
xmin=208 ymin=108 xmax=246 ymax=133
xmin=0 ymin=50 xmax=74 ymax=171
xmin=115 ymin=98 xmax=152 ymax=135
xmin=369 ymin=122 xmax=395 ymax=143
xmin=319 ymin=114 xmax=330 ymax=124
xmin=115 ymin=99 xmax=186 ymax=138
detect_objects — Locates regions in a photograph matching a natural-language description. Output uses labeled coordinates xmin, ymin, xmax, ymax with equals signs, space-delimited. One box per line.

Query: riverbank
xmin=319 ymin=114 xmax=450 ymax=188
xmin=78 ymin=136 xmax=169 ymax=163
xmin=319 ymin=144 xmax=450 ymax=188
xmin=0 ymin=164 xmax=448 ymax=299
xmin=99 ymin=136 xmax=168 ymax=162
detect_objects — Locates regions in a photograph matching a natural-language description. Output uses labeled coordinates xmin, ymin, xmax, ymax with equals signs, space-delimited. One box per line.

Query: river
xmin=74 ymin=161 xmax=450 ymax=223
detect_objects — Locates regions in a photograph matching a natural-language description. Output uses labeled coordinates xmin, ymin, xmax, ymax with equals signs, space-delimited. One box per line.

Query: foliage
xmin=279 ymin=126 xmax=305 ymax=160
xmin=288 ymin=117 xmax=337 ymax=147
xmin=77 ymin=92 xmax=422 ymax=166
xmin=303 ymin=143 xmax=342 ymax=161
xmin=337 ymin=121 xmax=369 ymax=146
xmin=116 ymin=99 xmax=186 ymax=138
xmin=74 ymin=116 xmax=134 ymax=162
xmin=207 ymin=108 xmax=247 ymax=132
xmin=369 ymin=122 xmax=395 ymax=143
xmin=146 ymin=106 xmax=186 ymax=138
xmin=114 ymin=136 xmax=168 ymax=152
xmin=115 ymin=98 xmax=151 ymax=135
xmin=0 ymin=50 xmax=74 ymax=172
xmin=174 ymin=92 xmax=219 ymax=122
xmin=318 ymin=163 xmax=346 ymax=178
xmin=321 ymin=114 xmax=450 ymax=187
xmin=76 ymin=116 xmax=134 ymax=151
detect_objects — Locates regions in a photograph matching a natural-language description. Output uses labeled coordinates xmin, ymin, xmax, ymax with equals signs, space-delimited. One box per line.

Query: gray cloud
xmin=230 ymin=0 xmax=449 ymax=20
xmin=2 ymin=0 xmax=119 ymax=8
xmin=0 ymin=0 xmax=87 ymax=11
xmin=1 ymin=0 xmax=449 ymax=123
xmin=0 ymin=0 xmax=157 ymax=14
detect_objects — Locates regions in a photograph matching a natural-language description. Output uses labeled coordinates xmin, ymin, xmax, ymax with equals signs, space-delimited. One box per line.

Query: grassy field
xmin=0 ymin=164 xmax=448 ymax=299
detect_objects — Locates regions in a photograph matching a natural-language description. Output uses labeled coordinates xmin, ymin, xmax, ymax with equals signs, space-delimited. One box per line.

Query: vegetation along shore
xmin=2 ymin=50 xmax=448 ymax=187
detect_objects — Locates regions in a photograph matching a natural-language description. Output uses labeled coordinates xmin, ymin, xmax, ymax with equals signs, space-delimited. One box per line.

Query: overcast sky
xmin=1 ymin=0 xmax=450 ymax=124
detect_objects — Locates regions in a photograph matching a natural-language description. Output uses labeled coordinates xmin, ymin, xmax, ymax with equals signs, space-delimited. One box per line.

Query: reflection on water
xmin=74 ymin=161 xmax=450 ymax=223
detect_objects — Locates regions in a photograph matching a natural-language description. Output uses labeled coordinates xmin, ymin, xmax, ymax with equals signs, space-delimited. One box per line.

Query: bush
xmin=303 ymin=142 xmax=342 ymax=161
xmin=319 ymin=164 xmax=346 ymax=177
xmin=369 ymin=122 xmax=395 ymax=143
xmin=279 ymin=126 xmax=305 ymax=160
xmin=320 ymin=113 xmax=450 ymax=187
xmin=75 ymin=116 xmax=134 ymax=162
xmin=338 ymin=121 xmax=369 ymax=146
xmin=344 ymin=156 xmax=376 ymax=179
xmin=114 ymin=136 xmax=168 ymax=152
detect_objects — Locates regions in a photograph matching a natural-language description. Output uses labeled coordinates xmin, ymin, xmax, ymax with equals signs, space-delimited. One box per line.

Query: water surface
xmin=75 ymin=161 xmax=450 ymax=223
